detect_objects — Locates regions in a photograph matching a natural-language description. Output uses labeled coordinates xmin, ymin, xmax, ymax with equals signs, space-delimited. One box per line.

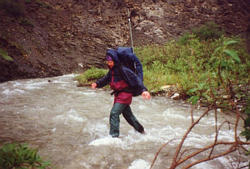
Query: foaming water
xmin=0 ymin=75 xmax=248 ymax=169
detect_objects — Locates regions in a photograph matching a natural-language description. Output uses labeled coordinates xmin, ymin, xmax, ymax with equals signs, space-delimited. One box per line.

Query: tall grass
xmin=135 ymin=35 xmax=249 ymax=98
xmin=135 ymin=34 xmax=249 ymax=145
xmin=75 ymin=67 xmax=107 ymax=86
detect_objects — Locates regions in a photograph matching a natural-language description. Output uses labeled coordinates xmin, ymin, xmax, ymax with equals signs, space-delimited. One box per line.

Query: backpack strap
xmin=110 ymin=88 xmax=139 ymax=97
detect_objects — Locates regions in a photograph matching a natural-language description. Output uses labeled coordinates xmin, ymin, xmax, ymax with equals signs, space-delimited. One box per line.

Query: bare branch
xmin=170 ymin=107 xmax=211 ymax=169
xmin=177 ymin=141 xmax=234 ymax=166
xmin=232 ymin=100 xmax=240 ymax=143
xmin=150 ymin=139 xmax=174 ymax=169
xmin=183 ymin=145 xmax=236 ymax=169
xmin=209 ymin=108 xmax=218 ymax=158
xmin=177 ymin=148 xmax=199 ymax=162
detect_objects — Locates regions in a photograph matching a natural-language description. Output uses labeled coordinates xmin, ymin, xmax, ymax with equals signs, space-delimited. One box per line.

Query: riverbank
xmin=76 ymin=32 xmax=249 ymax=105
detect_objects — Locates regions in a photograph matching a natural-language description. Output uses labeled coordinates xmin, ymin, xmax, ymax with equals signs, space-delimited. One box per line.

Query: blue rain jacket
xmin=96 ymin=49 xmax=147 ymax=96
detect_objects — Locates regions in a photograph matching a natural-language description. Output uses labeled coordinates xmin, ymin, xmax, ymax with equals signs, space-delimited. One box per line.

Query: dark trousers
xmin=109 ymin=103 xmax=144 ymax=137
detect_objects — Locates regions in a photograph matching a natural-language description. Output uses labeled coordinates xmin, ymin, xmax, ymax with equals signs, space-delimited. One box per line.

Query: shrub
xmin=0 ymin=143 xmax=50 ymax=169
xmin=191 ymin=21 xmax=224 ymax=41
xmin=135 ymin=35 xmax=249 ymax=104
xmin=178 ymin=22 xmax=224 ymax=45
xmin=75 ymin=67 xmax=108 ymax=86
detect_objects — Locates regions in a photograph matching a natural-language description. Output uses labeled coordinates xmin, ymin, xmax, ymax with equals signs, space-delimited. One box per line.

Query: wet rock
xmin=160 ymin=85 xmax=179 ymax=98
xmin=171 ymin=93 xmax=180 ymax=100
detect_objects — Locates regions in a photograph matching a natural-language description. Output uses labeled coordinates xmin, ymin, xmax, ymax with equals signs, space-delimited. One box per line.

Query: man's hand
xmin=91 ymin=83 xmax=97 ymax=89
xmin=142 ymin=91 xmax=151 ymax=100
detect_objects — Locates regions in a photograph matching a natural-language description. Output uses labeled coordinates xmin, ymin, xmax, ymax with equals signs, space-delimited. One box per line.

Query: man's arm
xmin=92 ymin=70 xmax=111 ymax=88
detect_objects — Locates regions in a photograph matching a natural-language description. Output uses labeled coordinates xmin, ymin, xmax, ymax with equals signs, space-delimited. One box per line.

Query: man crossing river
xmin=91 ymin=48 xmax=150 ymax=138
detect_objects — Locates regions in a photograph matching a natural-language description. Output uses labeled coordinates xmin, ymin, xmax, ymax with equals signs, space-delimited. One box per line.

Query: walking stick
xmin=127 ymin=9 xmax=134 ymax=53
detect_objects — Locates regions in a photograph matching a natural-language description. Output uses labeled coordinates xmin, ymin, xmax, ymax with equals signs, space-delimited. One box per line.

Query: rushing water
xmin=0 ymin=74 xmax=248 ymax=169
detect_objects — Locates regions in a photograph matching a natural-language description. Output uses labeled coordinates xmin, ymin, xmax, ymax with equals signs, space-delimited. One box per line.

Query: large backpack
xmin=116 ymin=47 xmax=144 ymax=81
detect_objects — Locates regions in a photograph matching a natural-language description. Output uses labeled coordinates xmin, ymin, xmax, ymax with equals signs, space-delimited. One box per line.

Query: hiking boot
xmin=139 ymin=130 xmax=146 ymax=135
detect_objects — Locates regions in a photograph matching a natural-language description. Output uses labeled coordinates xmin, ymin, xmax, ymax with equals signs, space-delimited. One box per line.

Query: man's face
xmin=106 ymin=60 xmax=114 ymax=68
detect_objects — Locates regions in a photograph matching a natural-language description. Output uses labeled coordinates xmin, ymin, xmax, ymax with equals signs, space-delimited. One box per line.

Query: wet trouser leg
xmin=122 ymin=106 xmax=144 ymax=133
xmin=109 ymin=103 xmax=144 ymax=137
xmin=109 ymin=103 xmax=126 ymax=137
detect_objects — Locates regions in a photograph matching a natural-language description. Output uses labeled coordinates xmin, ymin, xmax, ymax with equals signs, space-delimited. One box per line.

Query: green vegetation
xmin=0 ymin=48 xmax=13 ymax=61
xmin=0 ymin=143 xmax=50 ymax=169
xmin=178 ymin=22 xmax=224 ymax=45
xmin=75 ymin=67 xmax=108 ymax=86
xmin=135 ymin=35 xmax=248 ymax=97
xmin=76 ymin=34 xmax=249 ymax=105
xmin=191 ymin=21 xmax=224 ymax=41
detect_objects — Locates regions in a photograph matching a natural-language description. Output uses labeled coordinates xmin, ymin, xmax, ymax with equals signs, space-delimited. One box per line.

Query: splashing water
xmin=0 ymin=75 xmax=248 ymax=169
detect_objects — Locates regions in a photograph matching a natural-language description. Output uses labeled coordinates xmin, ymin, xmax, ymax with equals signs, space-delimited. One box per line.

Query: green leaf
xmin=197 ymin=82 xmax=206 ymax=89
xmin=213 ymin=46 xmax=222 ymax=55
xmin=31 ymin=150 xmax=38 ymax=161
xmin=245 ymin=107 xmax=250 ymax=115
xmin=244 ymin=117 xmax=250 ymax=127
xmin=241 ymin=129 xmax=250 ymax=140
xmin=223 ymin=49 xmax=241 ymax=63
xmin=0 ymin=48 xmax=13 ymax=61
xmin=188 ymin=96 xmax=200 ymax=105
xmin=223 ymin=40 xmax=238 ymax=46
xmin=188 ymin=88 xmax=198 ymax=93
xmin=221 ymin=60 xmax=229 ymax=69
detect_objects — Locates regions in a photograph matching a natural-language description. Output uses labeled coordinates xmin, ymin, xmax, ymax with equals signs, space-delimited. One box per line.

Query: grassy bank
xmin=136 ymin=35 xmax=249 ymax=100
xmin=76 ymin=34 xmax=249 ymax=105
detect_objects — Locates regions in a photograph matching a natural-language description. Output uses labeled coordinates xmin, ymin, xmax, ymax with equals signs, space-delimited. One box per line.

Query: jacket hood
xmin=106 ymin=49 xmax=120 ymax=65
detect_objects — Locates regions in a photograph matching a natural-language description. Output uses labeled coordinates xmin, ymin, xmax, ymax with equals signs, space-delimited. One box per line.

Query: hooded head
xmin=106 ymin=55 xmax=114 ymax=69
xmin=106 ymin=55 xmax=113 ymax=61
xmin=106 ymin=48 xmax=120 ymax=69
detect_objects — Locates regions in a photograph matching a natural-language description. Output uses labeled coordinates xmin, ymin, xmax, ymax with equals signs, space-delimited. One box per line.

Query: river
xmin=0 ymin=74 xmax=248 ymax=169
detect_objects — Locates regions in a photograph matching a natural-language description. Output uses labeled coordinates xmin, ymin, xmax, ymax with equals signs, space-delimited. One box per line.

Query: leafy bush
xmin=0 ymin=143 xmax=50 ymax=169
xmin=178 ymin=22 xmax=224 ymax=45
xmin=191 ymin=22 xmax=224 ymax=41
xmin=135 ymin=36 xmax=249 ymax=104
xmin=75 ymin=67 xmax=108 ymax=86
